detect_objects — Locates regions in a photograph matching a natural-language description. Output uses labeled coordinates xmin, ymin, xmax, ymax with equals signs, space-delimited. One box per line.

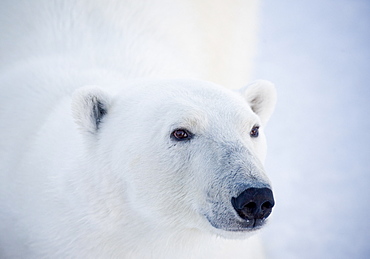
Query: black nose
xmin=231 ymin=187 xmax=275 ymax=221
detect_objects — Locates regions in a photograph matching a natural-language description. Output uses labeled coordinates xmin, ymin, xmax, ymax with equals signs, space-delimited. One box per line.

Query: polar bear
xmin=0 ymin=77 xmax=276 ymax=258
xmin=0 ymin=0 xmax=276 ymax=258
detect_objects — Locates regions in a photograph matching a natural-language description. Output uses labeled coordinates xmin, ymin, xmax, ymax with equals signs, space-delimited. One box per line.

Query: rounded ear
xmin=239 ymin=80 xmax=277 ymax=125
xmin=71 ymin=86 xmax=112 ymax=134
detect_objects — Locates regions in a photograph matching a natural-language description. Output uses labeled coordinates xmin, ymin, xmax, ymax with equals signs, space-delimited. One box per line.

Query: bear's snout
xmin=231 ymin=187 xmax=274 ymax=227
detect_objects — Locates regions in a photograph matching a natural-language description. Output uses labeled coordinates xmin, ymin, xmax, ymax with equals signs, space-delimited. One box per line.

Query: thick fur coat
xmin=0 ymin=1 xmax=276 ymax=258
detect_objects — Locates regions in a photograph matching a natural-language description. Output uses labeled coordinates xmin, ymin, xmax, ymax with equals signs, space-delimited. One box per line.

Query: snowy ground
xmin=253 ymin=1 xmax=370 ymax=258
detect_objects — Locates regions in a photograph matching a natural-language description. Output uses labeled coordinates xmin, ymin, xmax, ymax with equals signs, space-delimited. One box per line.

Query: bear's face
xmin=72 ymin=79 xmax=276 ymax=239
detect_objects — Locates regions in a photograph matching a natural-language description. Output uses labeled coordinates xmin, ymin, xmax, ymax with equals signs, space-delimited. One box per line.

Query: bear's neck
xmin=62 ymin=158 xmax=217 ymax=258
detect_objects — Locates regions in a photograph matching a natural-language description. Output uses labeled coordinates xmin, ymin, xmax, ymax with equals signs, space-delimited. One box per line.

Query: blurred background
xmin=253 ymin=0 xmax=370 ymax=258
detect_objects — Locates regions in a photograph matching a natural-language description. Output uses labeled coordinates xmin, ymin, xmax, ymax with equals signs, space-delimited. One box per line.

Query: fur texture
xmin=0 ymin=1 xmax=276 ymax=258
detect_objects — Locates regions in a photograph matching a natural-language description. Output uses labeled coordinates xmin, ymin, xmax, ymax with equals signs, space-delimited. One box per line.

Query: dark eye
xmin=171 ymin=129 xmax=193 ymax=141
xmin=250 ymin=126 xmax=259 ymax=138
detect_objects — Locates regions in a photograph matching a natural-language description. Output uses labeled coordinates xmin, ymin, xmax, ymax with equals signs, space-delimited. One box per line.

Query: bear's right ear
xmin=71 ymin=86 xmax=111 ymax=134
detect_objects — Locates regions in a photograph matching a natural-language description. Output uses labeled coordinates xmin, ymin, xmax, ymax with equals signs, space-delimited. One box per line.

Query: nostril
xmin=231 ymin=187 xmax=275 ymax=221
xmin=262 ymin=201 xmax=273 ymax=210
xmin=244 ymin=202 xmax=257 ymax=214
xmin=245 ymin=202 xmax=257 ymax=210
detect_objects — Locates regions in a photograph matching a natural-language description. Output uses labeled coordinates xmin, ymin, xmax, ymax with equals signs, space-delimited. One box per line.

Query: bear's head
xmin=71 ymin=79 xmax=276 ymax=239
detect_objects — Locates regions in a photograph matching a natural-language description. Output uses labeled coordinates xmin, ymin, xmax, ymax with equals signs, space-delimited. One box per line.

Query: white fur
xmin=0 ymin=1 xmax=276 ymax=258
xmin=242 ymin=80 xmax=277 ymax=125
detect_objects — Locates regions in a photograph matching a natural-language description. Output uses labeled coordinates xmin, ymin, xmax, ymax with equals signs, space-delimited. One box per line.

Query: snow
xmin=253 ymin=0 xmax=370 ymax=258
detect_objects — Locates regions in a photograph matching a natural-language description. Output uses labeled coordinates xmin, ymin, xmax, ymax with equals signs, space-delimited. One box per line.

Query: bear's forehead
xmin=120 ymin=79 xmax=249 ymax=112
xmin=116 ymin=79 xmax=258 ymax=130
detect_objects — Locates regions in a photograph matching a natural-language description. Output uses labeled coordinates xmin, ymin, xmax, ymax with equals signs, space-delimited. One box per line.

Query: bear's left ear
xmin=239 ymin=80 xmax=277 ymax=125
xmin=71 ymin=86 xmax=112 ymax=134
